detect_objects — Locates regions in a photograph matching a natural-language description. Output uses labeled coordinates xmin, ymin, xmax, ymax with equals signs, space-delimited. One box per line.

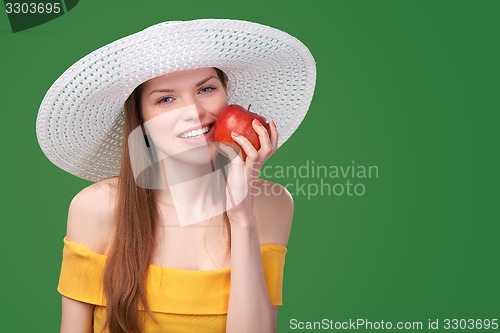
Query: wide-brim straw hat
xmin=36 ymin=19 xmax=316 ymax=182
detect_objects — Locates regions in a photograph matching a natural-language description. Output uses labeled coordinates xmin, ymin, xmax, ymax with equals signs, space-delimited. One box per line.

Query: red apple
xmin=213 ymin=104 xmax=271 ymax=160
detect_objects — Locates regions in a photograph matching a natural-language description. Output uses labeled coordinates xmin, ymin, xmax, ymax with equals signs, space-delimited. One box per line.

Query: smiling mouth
xmin=178 ymin=124 xmax=214 ymax=139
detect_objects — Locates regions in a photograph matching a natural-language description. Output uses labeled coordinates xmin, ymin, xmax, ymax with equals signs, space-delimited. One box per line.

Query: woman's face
xmin=139 ymin=68 xmax=228 ymax=164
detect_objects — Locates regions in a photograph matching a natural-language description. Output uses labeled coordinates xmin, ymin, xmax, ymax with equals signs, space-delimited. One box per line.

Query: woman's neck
xmin=154 ymin=154 xmax=228 ymax=227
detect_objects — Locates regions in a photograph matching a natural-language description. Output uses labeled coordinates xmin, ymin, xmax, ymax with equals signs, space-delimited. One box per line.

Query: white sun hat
xmin=36 ymin=19 xmax=316 ymax=182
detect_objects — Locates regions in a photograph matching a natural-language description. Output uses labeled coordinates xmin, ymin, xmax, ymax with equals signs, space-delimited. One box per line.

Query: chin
xmin=159 ymin=143 xmax=219 ymax=166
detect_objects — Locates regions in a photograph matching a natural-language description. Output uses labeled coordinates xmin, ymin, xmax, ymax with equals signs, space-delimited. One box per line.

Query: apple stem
xmin=247 ymin=104 xmax=251 ymax=112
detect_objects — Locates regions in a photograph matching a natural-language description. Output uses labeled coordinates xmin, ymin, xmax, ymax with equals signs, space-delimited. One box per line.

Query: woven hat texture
xmin=36 ymin=19 xmax=317 ymax=182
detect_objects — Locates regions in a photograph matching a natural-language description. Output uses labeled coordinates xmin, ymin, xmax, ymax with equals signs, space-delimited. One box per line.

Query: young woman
xmin=37 ymin=19 xmax=316 ymax=333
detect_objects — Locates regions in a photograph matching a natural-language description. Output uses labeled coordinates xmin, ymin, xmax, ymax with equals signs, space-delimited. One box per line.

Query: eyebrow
xmin=147 ymin=75 xmax=218 ymax=96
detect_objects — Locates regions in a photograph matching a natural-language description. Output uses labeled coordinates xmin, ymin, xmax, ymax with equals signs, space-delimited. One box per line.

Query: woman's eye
xmin=158 ymin=96 xmax=173 ymax=104
xmin=199 ymin=86 xmax=216 ymax=94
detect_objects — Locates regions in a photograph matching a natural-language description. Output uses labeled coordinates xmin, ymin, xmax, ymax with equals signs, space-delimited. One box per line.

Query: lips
xmin=177 ymin=122 xmax=215 ymax=139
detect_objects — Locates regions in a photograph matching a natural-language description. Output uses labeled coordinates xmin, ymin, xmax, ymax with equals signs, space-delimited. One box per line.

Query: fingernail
xmin=252 ymin=119 xmax=262 ymax=126
xmin=231 ymin=131 xmax=240 ymax=137
xmin=271 ymin=120 xmax=276 ymax=127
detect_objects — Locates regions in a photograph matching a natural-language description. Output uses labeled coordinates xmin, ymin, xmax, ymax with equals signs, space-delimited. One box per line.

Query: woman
xmin=37 ymin=19 xmax=316 ymax=333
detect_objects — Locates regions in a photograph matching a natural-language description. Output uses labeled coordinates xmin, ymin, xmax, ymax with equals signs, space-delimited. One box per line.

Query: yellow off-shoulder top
xmin=57 ymin=236 xmax=287 ymax=333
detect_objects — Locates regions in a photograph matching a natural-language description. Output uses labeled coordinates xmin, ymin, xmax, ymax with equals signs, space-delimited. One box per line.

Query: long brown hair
xmin=101 ymin=68 xmax=229 ymax=333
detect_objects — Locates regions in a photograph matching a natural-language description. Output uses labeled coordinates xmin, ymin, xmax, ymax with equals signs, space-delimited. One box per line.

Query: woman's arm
xmin=59 ymin=179 xmax=117 ymax=333
xmin=226 ymin=221 xmax=278 ymax=333
xmin=226 ymin=196 xmax=292 ymax=333
xmin=222 ymin=120 xmax=292 ymax=333
xmin=60 ymin=296 xmax=94 ymax=333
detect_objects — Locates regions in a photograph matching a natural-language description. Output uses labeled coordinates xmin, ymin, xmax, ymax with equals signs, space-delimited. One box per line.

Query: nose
xmin=180 ymin=98 xmax=206 ymax=122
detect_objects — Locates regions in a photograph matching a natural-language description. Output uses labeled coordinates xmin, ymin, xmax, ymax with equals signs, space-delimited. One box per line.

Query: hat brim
xmin=36 ymin=19 xmax=316 ymax=182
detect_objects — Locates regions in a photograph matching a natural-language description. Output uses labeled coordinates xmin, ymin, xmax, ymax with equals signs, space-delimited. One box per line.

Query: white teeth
xmin=178 ymin=125 xmax=211 ymax=139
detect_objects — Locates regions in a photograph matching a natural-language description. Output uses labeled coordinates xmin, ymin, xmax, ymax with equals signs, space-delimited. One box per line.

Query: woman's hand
xmin=218 ymin=119 xmax=278 ymax=226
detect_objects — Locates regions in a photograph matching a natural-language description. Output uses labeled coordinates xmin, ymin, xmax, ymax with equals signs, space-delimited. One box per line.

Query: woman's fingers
xmin=231 ymin=131 xmax=259 ymax=161
xmin=218 ymin=143 xmax=248 ymax=209
xmin=251 ymin=119 xmax=273 ymax=156
xmin=269 ymin=120 xmax=279 ymax=151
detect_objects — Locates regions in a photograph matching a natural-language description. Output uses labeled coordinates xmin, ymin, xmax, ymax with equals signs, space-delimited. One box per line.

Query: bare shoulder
xmin=253 ymin=178 xmax=294 ymax=247
xmin=66 ymin=177 xmax=118 ymax=254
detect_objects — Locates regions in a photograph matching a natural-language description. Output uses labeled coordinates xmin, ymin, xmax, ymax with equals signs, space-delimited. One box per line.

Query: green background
xmin=1 ymin=1 xmax=498 ymax=332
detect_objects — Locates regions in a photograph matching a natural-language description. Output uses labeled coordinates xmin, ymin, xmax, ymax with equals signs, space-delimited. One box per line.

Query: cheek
xmin=143 ymin=113 xmax=176 ymax=144
xmin=211 ymin=93 xmax=229 ymax=116
xmin=141 ymin=104 xmax=158 ymax=123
